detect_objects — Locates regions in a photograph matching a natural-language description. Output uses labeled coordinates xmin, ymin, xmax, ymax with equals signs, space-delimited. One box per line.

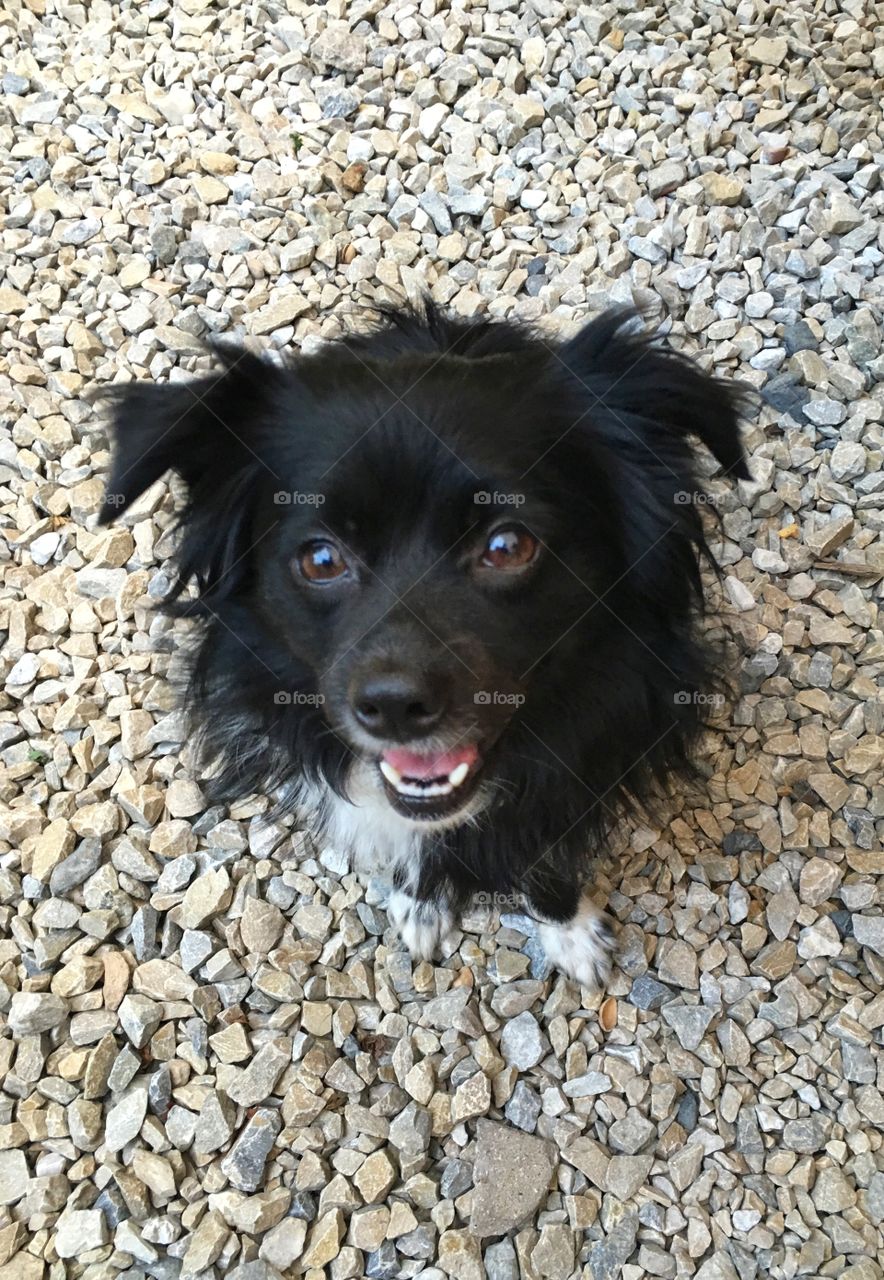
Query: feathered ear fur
xmin=98 ymin=346 xmax=285 ymax=606
xmin=560 ymin=309 xmax=749 ymax=481
xmin=98 ymin=345 xmax=282 ymax=520
xmin=557 ymin=311 xmax=750 ymax=602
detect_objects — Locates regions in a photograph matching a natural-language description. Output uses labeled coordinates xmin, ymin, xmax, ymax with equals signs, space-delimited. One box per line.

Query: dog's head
xmin=100 ymin=305 xmax=748 ymax=828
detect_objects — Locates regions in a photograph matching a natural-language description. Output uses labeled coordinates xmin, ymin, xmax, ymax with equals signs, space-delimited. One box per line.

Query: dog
xmin=100 ymin=302 xmax=747 ymax=989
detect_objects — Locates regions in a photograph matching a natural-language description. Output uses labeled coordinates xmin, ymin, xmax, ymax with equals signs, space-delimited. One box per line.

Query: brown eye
xmin=296 ymin=540 xmax=349 ymax=583
xmin=481 ymin=526 xmax=539 ymax=572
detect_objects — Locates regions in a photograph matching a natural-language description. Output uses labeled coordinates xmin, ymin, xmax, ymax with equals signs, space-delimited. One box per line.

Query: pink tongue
xmin=383 ymin=744 xmax=479 ymax=780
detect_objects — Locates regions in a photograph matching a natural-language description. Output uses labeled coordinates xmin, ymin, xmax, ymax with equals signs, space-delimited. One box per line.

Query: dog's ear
xmin=560 ymin=310 xmax=749 ymax=483
xmin=559 ymin=311 xmax=750 ymax=600
xmin=98 ymin=345 xmax=283 ymax=525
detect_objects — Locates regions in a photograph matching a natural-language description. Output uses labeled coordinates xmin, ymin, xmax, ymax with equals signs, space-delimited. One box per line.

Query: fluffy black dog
xmin=101 ymin=303 xmax=747 ymax=987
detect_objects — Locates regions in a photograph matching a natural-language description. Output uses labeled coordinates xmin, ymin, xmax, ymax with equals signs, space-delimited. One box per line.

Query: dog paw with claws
xmin=387 ymin=890 xmax=454 ymax=962
xmin=536 ymin=897 xmax=616 ymax=991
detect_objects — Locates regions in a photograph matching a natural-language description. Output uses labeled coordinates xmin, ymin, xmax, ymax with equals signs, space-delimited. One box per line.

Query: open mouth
xmin=378 ymin=743 xmax=483 ymax=820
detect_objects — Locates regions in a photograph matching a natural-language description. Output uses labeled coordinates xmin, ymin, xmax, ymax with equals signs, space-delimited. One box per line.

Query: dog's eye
xmin=480 ymin=526 xmax=539 ymax=572
xmin=296 ymin=540 xmax=349 ymax=584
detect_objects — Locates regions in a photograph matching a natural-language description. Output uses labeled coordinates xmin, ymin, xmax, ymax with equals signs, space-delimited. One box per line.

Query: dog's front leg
xmin=527 ymin=881 xmax=616 ymax=992
xmin=386 ymin=886 xmax=455 ymax=962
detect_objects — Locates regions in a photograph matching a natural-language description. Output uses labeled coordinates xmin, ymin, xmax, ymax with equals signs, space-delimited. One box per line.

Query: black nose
xmin=353 ymin=672 xmax=446 ymax=740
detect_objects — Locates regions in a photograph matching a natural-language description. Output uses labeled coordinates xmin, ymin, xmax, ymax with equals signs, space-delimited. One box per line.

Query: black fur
xmin=100 ymin=303 xmax=748 ymax=924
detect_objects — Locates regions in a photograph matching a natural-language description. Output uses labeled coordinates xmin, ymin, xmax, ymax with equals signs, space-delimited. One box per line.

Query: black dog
xmin=100 ymin=303 xmax=747 ymax=988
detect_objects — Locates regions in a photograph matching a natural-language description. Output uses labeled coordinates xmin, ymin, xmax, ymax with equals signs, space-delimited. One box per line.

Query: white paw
xmin=387 ymin=890 xmax=454 ymax=962
xmin=536 ymin=898 xmax=615 ymax=992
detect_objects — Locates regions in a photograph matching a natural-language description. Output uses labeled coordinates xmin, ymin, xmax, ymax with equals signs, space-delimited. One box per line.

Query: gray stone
xmin=717 ymin=1019 xmax=752 ymax=1067
xmin=605 ymin=1155 xmax=654 ymax=1200
xmin=470 ymin=1120 xmax=557 ymax=1237
xmin=0 ymin=1150 xmax=29 ymax=1205
xmin=119 ymin=994 xmax=162 ymax=1048
xmin=504 ymin=1080 xmax=541 ymax=1131
xmin=484 ymin=1236 xmax=519 ymax=1280
xmin=647 ymin=161 xmax=686 ymax=198
xmin=657 ymin=939 xmax=699 ymax=989
xmin=783 ymin=1114 xmax=833 ymax=1153
xmin=852 ymin=915 xmax=884 ymax=956
xmin=662 ymin=1003 xmax=716 ymax=1051
xmin=499 ymin=1012 xmax=547 ymax=1070
xmin=830 ymin=441 xmax=866 ymax=482
xmin=194 ymin=1090 xmax=237 ymax=1154
xmin=8 ymin=991 xmax=67 ymax=1035
xmin=782 ymin=320 xmax=818 ymax=355
xmin=105 ymin=1086 xmax=148 ymax=1152
xmin=131 ymin=905 xmax=160 ymax=961
xmin=220 ymin=1108 xmax=283 ymax=1192
xmin=389 ymin=1102 xmax=431 ymax=1155
xmin=227 ymin=1041 xmax=291 ymax=1107
xmin=585 ymin=1212 xmax=638 ymax=1280
xmin=50 ymin=839 xmax=103 ymax=894
xmin=608 ymin=1112 xmax=655 ymax=1155
xmin=677 ymin=1088 xmax=699 ymax=1132
xmin=628 ymin=974 xmax=675 ymax=1010
xmin=148 ymin=1064 xmax=172 ymax=1116
xmin=562 ymin=1071 xmax=611 ymax=1099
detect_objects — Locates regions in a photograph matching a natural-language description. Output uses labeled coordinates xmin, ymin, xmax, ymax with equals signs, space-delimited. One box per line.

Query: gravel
xmin=1 ymin=0 xmax=883 ymax=1277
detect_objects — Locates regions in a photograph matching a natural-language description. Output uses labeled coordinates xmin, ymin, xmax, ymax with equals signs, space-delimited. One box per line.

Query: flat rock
xmin=470 ymin=1120 xmax=557 ymax=1237
xmin=747 ymin=36 xmax=788 ymax=66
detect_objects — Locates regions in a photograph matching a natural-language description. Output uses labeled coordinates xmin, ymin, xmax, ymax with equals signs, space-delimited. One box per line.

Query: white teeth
xmin=395 ymin=779 xmax=454 ymax=798
xmin=379 ymin=761 xmax=402 ymax=787
xmin=379 ymin=756 xmax=475 ymax=800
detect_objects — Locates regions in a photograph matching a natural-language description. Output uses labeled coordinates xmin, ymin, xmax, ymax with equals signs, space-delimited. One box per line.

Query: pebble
xmin=657 ymin=939 xmax=699 ymax=989
xmin=220 ymin=1108 xmax=282 ymax=1192
xmin=227 ymin=1041 xmax=291 ymax=1107
xmin=500 ymin=1012 xmax=546 ymax=1070
xmin=628 ymin=975 xmax=675 ymax=1010
xmin=105 ymin=1086 xmax=148 ymax=1152
xmin=471 ymin=1122 xmax=557 ymax=1237
xmin=54 ymin=1210 xmax=108 ymax=1258
xmin=853 ymin=916 xmax=884 ymax=957
xmin=7 ymin=992 xmax=67 ymax=1035
xmin=180 ymin=866 xmax=232 ymax=929
xmin=662 ymin=1004 xmax=716 ymax=1052
xmin=0 ymin=1151 xmax=29 ymax=1206
xmin=194 ymin=1091 xmax=237 ymax=1155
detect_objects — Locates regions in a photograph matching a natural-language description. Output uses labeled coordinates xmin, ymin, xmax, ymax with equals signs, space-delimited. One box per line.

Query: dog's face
xmin=101 ymin=306 xmax=746 ymax=828
xmin=251 ymin=356 xmax=606 ymax=825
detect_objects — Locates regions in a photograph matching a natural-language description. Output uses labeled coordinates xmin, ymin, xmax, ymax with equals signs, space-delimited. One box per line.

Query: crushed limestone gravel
xmin=1 ymin=1 xmax=883 ymax=1278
